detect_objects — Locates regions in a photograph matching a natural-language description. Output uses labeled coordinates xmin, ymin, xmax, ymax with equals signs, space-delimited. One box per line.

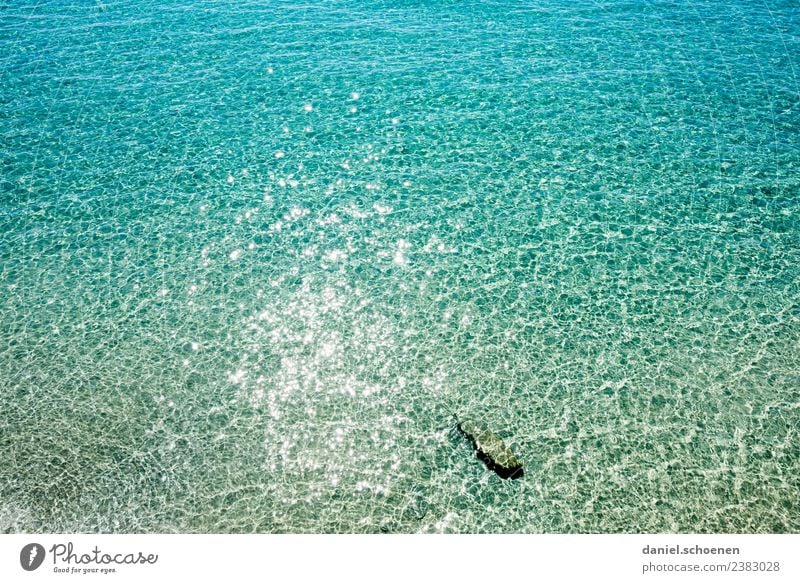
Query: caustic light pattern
xmin=1 ymin=0 xmax=798 ymax=533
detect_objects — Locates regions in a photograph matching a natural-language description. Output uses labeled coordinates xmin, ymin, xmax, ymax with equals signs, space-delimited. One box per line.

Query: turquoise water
xmin=1 ymin=0 xmax=798 ymax=533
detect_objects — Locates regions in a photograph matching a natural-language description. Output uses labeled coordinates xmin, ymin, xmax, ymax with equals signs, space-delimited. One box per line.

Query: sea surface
xmin=1 ymin=0 xmax=799 ymax=533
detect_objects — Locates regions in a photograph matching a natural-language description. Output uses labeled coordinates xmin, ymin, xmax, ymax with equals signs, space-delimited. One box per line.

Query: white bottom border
xmin=2 ymin=534 xmax=798 ymax=582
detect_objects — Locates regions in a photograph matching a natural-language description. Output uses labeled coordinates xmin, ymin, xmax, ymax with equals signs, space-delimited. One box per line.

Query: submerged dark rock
xmin=457 ymin=417 xmax=524 ymax=479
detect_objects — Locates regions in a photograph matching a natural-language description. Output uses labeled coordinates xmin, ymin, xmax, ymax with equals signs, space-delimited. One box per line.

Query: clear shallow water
xmin=1 ymin=0 xmax=798 ymax=533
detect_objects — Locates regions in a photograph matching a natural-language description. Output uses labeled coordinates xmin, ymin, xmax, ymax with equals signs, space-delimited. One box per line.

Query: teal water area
xmin=1 ymin=0 xmax=798 ymax=533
